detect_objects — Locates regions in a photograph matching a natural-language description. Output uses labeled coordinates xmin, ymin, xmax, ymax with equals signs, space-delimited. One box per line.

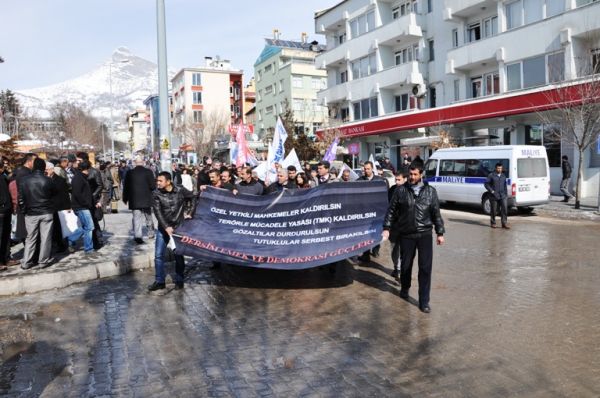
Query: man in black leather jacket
xmin=77 ymin=152 xmax=104 ymax=249
xmin=383 ymin=163 xmax=445 ymax=313
xmin=148 ymin=171 xmax=196 ymax=291
xmin=18 ymin=158 xmax=57 ymax=269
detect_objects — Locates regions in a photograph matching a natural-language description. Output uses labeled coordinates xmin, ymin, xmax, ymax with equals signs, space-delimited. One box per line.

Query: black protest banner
xmin=173 ymin=181 xmax=388 ymax=270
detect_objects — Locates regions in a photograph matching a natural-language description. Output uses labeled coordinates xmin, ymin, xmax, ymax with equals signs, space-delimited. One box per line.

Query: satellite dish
xmin=252 ymin=133 xmax=258 ymax=141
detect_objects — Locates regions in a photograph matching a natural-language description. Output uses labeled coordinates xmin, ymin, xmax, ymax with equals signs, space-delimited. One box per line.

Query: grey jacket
xmin=484 ymin=173 xmax=508 ymax=199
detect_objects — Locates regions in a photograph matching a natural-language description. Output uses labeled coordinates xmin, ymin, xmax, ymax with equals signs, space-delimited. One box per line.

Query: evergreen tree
xmin=0 ymin=89 xmax=21 ymax=136
xmin=281 ymin=99 xmax=319 ymax=161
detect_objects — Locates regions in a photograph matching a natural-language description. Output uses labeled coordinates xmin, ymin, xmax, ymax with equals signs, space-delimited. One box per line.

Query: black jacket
xmin=18 ymin=170 xmax=56 ymax=216
xmin=484 ymin=173 xmax=508 ymax=199
xmin=122 ymin=166 xmax=156 ymax=209
xmin=71 ymin=170 xmax=93 ymax=210
xmin=51 ymin=174 xmax=71 ymax=211
xmin=562 ymin=159 xmax=572 ymax=179
xmin=0 ymin=174 xmax=11 ymax=215
xmin=153 ymin=186 xmax=196 ymax=230
xmin=384 ymin=181 xmax=445 ymax=240
xmin=87 ymin=167 xmax=103 ymax=203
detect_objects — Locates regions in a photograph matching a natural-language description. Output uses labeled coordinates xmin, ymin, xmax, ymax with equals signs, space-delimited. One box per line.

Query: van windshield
xmin=517 ymin=158 xmax=547 ymax=178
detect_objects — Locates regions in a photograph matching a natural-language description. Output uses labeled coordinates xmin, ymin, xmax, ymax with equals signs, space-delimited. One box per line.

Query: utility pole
xmin=157 ymin=0 xmax=172 ymax=173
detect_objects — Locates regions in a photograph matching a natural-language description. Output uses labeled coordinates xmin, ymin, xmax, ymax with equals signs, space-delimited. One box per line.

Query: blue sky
xmin=0 ymin=0 xmax=337 ymax=90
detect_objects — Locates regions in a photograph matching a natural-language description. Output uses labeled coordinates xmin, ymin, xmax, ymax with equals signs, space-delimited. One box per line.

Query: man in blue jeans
xmin=148 ymin=172 xmax=196 ymax=291
xmin=68 ymin=162 xmax=95 ymax=253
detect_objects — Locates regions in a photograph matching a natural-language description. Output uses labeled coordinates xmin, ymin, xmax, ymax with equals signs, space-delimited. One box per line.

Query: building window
xmin=279 ymin=79 xmax=284 ymax=92
xmin=525 ymin=124 xmax=543 ymax=145
xmin=395 ymin=45 xmax=418 ymax=65
xmin=351 ymin=53 xmax=377 ymax=79
xmin=507 ymin=63 xmax=522 ymax=90
xmin=524 ymin=55 xmax=548 ymax=87
xmin=266 ymin=105 xmax=274 ymax=114
xmin=392 ymin=6 xmax=400 ymax=19
xmin=352 ymin=97 xmax=378 ymax=120
xmin=427 ymin=0 xmax=433 ymax=13
xmin=429 ymin=86 xmax=437 ymax=108
xmin=193 ymin=92 xmax=202 ymax=104
xmin=338 ymin=33 xmax=346 ymax=45
xmin=292 ymin=76 xmax=303 ymax=88
xmin=349 ymin=10 xmax=376 ymax=39
xmin=506 ymin=0 xmax=523 ymax=29
xmin=428 ymin=39 xmax=435 ymax=61
xmin=258 ymin=70 xmax=262 ymax=82
xmin=547 ymin=52 xmax=565 ymax=82
xmin=192 ymin=73 xmax=201 ymax=86
xmin=485 ymin=72 xmax=500 ymax=95
xmin=483 ymin=16 xmax=498 ymax=37
xmin=452 ymin=29 xmax=459 ymax=48
xmin=592 ymin=49 xmax=600 ymax=74
xmin=340 ymin=70 xmax=348 ymax=83
xmin=467 ymin=22 xmax=481 ymax=43
xmin=543 ymin=124 xmax=562 ymax=167
xmin=547 ymin=0 xmax=565 ymax=17
xmin=524 ymin=0 xmax=543 ymax=24
xmin=257 ymin=90 xmax=262 ymax=101
xmin=193 ymin=111 xmax=202 ymax=123
xmin=340 ymin=107 xmax=349 ymax=122
xmin=258 ymin=110 xmax=262 ymax=121
xmin=395 ymin=94 xmax=410 ymax=111
xmin=453 ymin=79 xmax=460 ymax=101
xmin=264 ymin=64 xmax=272 ymax=73
xmin=311 ymin=78 xmax=325 ymax=90
xmin=265 ymin=85 xmax=273 ymax=95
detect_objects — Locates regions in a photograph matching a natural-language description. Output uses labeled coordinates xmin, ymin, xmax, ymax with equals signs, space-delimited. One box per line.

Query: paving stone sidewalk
xmin=533 ymin=195 xmax=599 ymax=221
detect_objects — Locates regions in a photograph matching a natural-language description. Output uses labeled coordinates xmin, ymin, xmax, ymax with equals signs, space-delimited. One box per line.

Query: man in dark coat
xmin=383 ymin=163 xmax=445 ymax=313
xmin=69 ymin=162 xmax=95 ymax=254
xmin=560 ymin=155 xmax=574 ymax=202
xmin=76 ymin=152 xmax=103 ymax=249
xmin=123 ymin=157 xmax=156 ymax=244
xmin=18 ymin=158 xmax=57 ymax=269
xmin=357 ymin=160 xmax=386 ymax=262
xmin=0 ymin=158 xmax=18 ymax=268
xmin=484 ymin=162 xmax=510 ymax=229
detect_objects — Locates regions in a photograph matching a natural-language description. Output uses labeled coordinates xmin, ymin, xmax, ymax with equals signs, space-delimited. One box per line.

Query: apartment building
xmin=126 ymin=109 xmax=149 ymax=153
xmin=171 ymin=57 xmax=244 ymax=151
xmin=315 ymin=0 xmax=600 ymax=197
xmin=254 ymin=35 xmax=328 ymax=139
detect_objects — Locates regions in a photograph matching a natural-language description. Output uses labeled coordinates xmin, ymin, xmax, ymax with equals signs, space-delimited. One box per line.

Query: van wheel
xmin=517 ymin=206 xmax=534 ymax=214
xmin=481 ymin=194 xmax=492 ymax=215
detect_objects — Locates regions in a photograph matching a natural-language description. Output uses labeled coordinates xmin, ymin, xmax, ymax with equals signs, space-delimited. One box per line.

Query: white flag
xmin=281 ymin=148 xmax=303 ymax=172
xmin=340 ymin=163 xmax=359 ymax=181
xmin=368 ymin=154 xmax=381 ymax=168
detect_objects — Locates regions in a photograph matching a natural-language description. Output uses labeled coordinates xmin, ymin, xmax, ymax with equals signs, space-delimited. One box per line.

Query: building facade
xmin=254 ymin=36 xmax=329 ymax=140
xmin=171 ymin=57 xmax=244 ymax=155
xmin=315 ymin=0 xmax=600 ymax=198
xmin=126 ymin=109 xmax=149 ymax=154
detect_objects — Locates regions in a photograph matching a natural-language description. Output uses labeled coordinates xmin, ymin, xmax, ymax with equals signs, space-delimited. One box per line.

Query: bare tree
xmin=538 ymin=73 xmax=600 ymax=209
xmin=51 ymin=102 xmax=106 ymax=148
xmin=175 ymin=108 xmax=229 ymax=160
xmin=429 ymin=124 xmax=459 ymax=150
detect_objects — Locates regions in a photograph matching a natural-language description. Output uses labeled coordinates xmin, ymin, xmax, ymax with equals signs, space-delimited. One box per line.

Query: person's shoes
xmin=391 ymin=269 xmax=399 ymax=278
xmin=502 ymin=224 xmax=511 ymax=229
xmin=5 ymin=259 xmax=20 ymax=267
xmin=560 ymin=198 xmax=569 ymax=202
xmin=490 ymin=224 xmax=497 ymax=229
xmin=68 ymin=245 xmax=76 ymax=254
xmin=134 ymin=238 xmax=144 ymax=244
xmin=148 ymin=282 xmax=166 ymax=291
xmin=174 ymin=282 xmax=184 ymax=290
xmin=399 ymin=289 xmax=409 ymax=300
xmin=371 ymin=249 xmax=380 ymax=258
xmin=20 ymin=263 xmax=35 ymax=270
xmin=83 ymin=250 xmax=97 ymax=256
xmin=419 ymin=304 xmax=431 ymax=313
xmin=148 ymin=234 xmax=155 ymax=240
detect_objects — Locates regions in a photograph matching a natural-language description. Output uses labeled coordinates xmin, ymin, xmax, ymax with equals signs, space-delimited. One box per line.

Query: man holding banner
xmin=148 ymin=172 xmax=196 ymax=292
xmin=383 ymin=163 xmax=445 ymax=314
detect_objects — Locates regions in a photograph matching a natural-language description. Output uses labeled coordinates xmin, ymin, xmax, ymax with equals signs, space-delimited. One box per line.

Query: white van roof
xmin=431 ymin=145 xmax=547 ymax=157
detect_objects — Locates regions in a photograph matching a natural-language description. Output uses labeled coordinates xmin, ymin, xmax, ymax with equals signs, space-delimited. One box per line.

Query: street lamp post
xmin=109 ymin=59 xmax=129 ymax=162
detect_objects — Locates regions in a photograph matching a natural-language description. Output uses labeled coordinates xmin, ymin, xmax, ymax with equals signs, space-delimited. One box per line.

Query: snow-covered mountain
xmin=17 ymin=47 xmax=174 ymax=120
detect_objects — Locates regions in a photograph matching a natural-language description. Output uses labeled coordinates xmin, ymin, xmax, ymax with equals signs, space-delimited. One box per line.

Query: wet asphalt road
xmin=0 ymin=209 xmax=599 ymax=397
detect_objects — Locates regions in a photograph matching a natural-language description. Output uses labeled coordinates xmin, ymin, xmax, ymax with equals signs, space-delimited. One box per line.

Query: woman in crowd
xmin=294 ymin=173 xmax=311 ymax=189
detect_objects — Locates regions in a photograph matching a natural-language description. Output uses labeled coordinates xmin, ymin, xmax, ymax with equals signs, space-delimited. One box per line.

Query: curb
xmin=0 ymin=253 xmax=154 ymax=296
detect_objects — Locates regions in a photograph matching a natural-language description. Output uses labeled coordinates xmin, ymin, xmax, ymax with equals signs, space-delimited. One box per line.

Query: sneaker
xmin=148 ymin=282 xmax=166 ymax=291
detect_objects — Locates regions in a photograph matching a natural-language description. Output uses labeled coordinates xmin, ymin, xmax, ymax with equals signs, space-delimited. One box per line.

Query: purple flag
xmin=323 ymin=137 xmax=339 ymax=162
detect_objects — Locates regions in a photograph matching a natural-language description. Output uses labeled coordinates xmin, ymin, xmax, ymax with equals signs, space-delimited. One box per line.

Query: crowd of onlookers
xmin=0 ymin=152 xmax=131 ymax=271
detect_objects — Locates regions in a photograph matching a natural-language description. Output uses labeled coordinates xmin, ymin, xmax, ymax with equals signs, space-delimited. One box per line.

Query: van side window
xmin=424 ymin=159 xmax=437 ymax=178
xmin=465 ymin=159 xmax=480 ymax=177
xmin=477 ymin=159 xmax=510 ymax=178
xmin=440 ymin=160 xmax=466 ymax=176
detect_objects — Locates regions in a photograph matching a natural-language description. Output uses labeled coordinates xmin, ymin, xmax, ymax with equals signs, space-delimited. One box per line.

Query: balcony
xmin=317 ymin=82 xmax=349 ymax=104
xmin=315 ymin=13 xmax=422 ymax=69
xmin=319 ymin=62 xmax=423 ymax=105
xmin=447 ymin=5 xmax=600 ymax=72
xmin=443 ymin=0 xmax=497 ymax=21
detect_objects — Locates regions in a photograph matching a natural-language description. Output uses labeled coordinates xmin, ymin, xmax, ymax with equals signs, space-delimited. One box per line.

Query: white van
xmin=424 ymin=145 xmax=550 ymax=214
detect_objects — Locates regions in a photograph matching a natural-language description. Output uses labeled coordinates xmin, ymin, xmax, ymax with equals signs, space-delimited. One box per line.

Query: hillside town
xmin=1 ymin=1 xmax=600 ymax=397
